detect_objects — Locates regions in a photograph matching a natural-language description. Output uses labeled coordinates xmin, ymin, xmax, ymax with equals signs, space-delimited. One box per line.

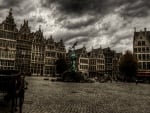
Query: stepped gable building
xmin=112 ymin=52 xmax=122 ymax=81
xmin=103 ymin=47 xmax=115 ymax=76
xmin=55 ymin=39 xmax=66 ymax=59
xmin=0 ymin=8 xmax=18 ymax=70
xmin=16 ymin=20 xmax=33 ymax=74
xmin=31 ymin=27 xmax=45 ymax=76
xmin=0 ymin=8 xmax=68 ymax=76
xmin=75 ymin=46 xmax=89 ymax=76
xmin=44 ymin=36 xmax=57 ymax=76
xmin=88 ymin=47 xmax=105 ymax=78
xmin=133 ymin=28 xmax=150 ymax=77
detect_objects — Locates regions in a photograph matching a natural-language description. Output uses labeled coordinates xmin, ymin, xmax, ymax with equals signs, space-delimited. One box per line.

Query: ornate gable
xmin=80 ymin=46 xmax=88 ymax=57
xmin=19 ymin=20 xmax=31 ymax=34
xmin=1 ymin=8 xmax=18 ymax=32
xmin=47 ymin=35 xmax=54 ymax=44
xmin=33 ymin=27 xmax=44 ymax=44
xmin=134 ymin=29 xmax=150 ymax=46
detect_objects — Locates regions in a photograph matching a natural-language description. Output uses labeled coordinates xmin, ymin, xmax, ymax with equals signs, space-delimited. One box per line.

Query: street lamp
xmin=21 ymin=51 xmax=25 ymax=74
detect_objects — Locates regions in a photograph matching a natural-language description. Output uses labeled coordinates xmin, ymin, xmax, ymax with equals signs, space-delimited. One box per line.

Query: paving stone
xmin=0 ymin=77 xmax=150 ymax=113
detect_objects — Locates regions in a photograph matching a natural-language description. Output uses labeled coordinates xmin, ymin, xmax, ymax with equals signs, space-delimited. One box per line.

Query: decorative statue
xmin=70 ymin=41 xmax=78 ymax=72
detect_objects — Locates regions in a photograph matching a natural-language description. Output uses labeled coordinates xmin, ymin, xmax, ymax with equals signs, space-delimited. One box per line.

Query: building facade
xmin=55 ymin=39 xmax=66 ymax=59
xmin=0 ymin=9 xmax=18 ymax=70
xmin=16 ymin=20 xmax=33 ymax=74
xmin=0 ymin=9 xmax=122 ymax=78
xmin=75 ymin=46 xmax=89 ymax=76
xmin=30 ymin=28 xmax=45 ymax=76
xmin=88 ymin=47 xmax=105 ymax=78
xmin=112 ymin=53 xmax=122 ymax=81
xmin=103 ymin=47 xmax=115 ymax=76
xmin=44 ymin=36 xmax=57 ymax=76
xmin=133 ymin=28 xmax=150 ymax=77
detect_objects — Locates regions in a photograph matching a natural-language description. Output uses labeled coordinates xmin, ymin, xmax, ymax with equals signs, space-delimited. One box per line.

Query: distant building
xmin=16 ymin=20 xmax=33 ymax=74
xmin=0 ymin=8 xmax=68 ymax=76
xmin=0 ymin=9 xmax=18 ymax=70
xmin=0 ymin=9 xmax=123 ymax=78
xmin=88 ymin=47 xmax=105 ymax=78
xmin=75 ymin=46 xmax=89 ymax=76
xmin=112 ymin=52 xmax=122 ymax=81
xmin=44 ymin=36 xmax=57 ymax=76
xmin=55 ymin=39 xmax=66 ymax=59
xmin=103 ymin=47 xmax=115 ymax=76
xmin=30 ymin=28 xmax=45 ymax=76
xmin=133 ymin=28 xmax=150 ymax=77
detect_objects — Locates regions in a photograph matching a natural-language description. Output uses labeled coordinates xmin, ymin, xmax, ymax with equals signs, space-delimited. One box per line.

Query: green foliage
xmin=119 ymin=50 xmax=138 ymax=80
xmin=56 ymin=58 xmax=68 ymax=75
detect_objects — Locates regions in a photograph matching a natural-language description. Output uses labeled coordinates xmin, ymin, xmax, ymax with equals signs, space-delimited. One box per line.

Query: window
xmin=134 ymin=48 xmax=137 ymax=52
xmin=142 ymin=41 xmax=145 ymax=46
xmin=147 ymin=62 xmax=150 ymax=70
xmin=146 ymin=47 xmax=149 ymax=52
xmin=143 ymin=54 xmax=146 ymax=60
xmin=143 ymin=62 xmax=146 ymax=69
xmin=138 ymin=48 xmax=141 ymax=52
xmin=138 ymin=41 xmax=141 ymax=46
xmin=139 ymin=54 xmax=141 ymax=60
xmin=142 ymin=48 xmax=145 ymax=52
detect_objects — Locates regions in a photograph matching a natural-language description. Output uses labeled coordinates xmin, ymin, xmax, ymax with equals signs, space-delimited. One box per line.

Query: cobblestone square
xmin=1 ymin=77 xmax=150 ymax=113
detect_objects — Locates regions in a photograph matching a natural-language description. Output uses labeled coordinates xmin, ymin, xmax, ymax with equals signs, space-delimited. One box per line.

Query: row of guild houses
xmin=0 ymin=9 xmax=66 ymax=76
xmin=0 ymin=9 xmax=122 ymax=78
xmin=67 ymin=46 xmax=122 ymax=79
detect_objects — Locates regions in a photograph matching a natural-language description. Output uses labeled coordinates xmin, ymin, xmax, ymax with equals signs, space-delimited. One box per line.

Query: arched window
xmin=138 ymin=41 xmax=141 ymax=46
xmin=146 ymin=47 xmax=149 ymax=52
xmin=143 ymin=54 xmax=146 ymax=60
xmin=142 ymin=41 xmax=145 ymax=46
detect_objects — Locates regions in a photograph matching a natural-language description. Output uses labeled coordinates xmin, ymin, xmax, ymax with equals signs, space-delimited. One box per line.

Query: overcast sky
xmin=0 ymin=0 xmax=150 ymax=52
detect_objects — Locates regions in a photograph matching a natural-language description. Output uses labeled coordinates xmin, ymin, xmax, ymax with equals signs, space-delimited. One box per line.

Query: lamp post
xmin=21 ymin=51 xmax=25 ymax=74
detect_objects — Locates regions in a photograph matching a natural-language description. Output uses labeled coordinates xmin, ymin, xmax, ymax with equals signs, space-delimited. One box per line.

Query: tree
xmin=56 ymin=58 xmax=68 ymax=76
xmin=119 ymin=50 xmax=138 ymax=81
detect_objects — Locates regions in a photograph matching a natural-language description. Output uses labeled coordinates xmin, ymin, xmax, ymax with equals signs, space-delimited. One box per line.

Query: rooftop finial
xmin=134 ymin=27 xmax=136 ymax=32
xmin=100 ymin=45 xmax=102 ymax=49
xmin=83 ymin=44 xmax=86 ymax=48
xmin=144 ymin=27 xmax=147 ymax=32
xmin=9 ymin=8 xmax=13 ymax=15
xmin=39 ymin=25 xmax=41 ymax=31
xmin=50 ymin=35 xmax=52 ymax=39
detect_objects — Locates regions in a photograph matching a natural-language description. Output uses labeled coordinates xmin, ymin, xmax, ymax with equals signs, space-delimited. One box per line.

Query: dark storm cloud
xmin=117 ymin=0 xmax=150 ymax=18
xmin=28 ymin=16 xmax=47 ymax=24
xmin=0 ymin=0 xmax=23 ymax=9
xmin=64 ymin=16 xmax=98 ymax=29
xmin=66 ymin=36 xmax=89 ymax=46
xmin=41 ymin=0 xmax=150 ymax=18
xmin=56 ymin=29 xmax=92 ymax=42
xmin=111 ymin=33 xmax=131 ymax=47
xmin=0 ymin=0 xmax=149 ymax=52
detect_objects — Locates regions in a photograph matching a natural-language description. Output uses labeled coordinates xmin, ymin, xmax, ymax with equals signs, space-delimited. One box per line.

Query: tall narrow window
xmin=142 ymin=41 xmax=145 ymax=46
xmin=138 ymin=41 xmax=141 ymax=46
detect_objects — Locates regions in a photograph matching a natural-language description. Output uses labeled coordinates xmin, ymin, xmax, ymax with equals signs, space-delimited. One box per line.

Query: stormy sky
xmin=0 ymin=0 xmax=150 ymax=52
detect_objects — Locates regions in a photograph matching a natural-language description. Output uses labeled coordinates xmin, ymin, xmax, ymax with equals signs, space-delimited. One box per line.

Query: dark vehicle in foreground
xmin=0 ymin=70 xmax=26 ymax=113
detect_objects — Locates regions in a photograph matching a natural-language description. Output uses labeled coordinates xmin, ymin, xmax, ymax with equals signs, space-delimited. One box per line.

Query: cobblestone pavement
xmin=0 ymin=77 xmax=150 ymax=113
